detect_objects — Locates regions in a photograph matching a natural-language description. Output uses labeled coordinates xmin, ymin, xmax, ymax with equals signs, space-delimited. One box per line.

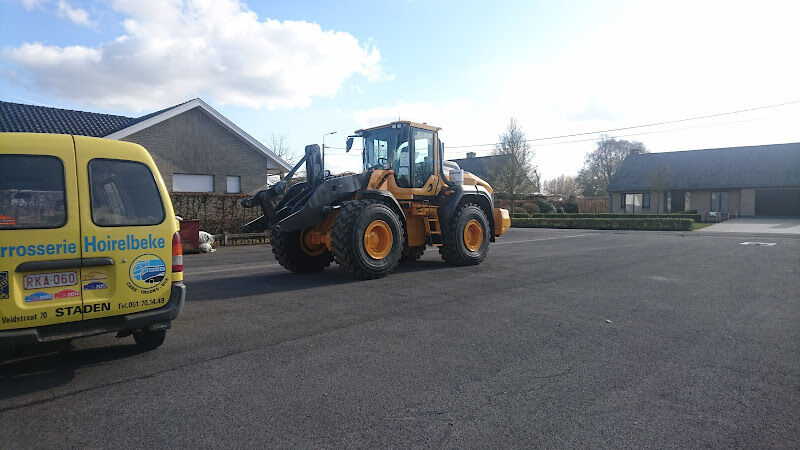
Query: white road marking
xmin=185 ymin=262 xmax=280 ymax=276
xmin=493 ymin=234 xmax=589 ymax=245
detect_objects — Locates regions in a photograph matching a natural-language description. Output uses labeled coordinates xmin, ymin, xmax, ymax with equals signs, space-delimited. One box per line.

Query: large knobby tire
xmin=133 ymin=328 xmax=166 ymax=351
xmin=332 ymin=200 xmax=403 ymax=279
xmin=439 ymin=203 xmax=490 ymax=266
xmin=401 ymin=244 xmax=426 ymax=263
xmin=271 ymin=227 xmax=333 ymax=273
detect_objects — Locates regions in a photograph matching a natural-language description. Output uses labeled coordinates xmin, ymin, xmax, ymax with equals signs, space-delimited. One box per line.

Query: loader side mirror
xmin=346 ymin=137 xmax=354 ymax=152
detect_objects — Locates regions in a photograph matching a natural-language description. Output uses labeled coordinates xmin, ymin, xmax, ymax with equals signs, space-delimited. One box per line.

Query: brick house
xmin=0 ymin=98 xmax=291 ymax=194
xmin=607 ymin=143 xmax=800 ymax=218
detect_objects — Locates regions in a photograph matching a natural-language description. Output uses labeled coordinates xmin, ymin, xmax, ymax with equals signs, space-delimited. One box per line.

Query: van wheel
xmin=133 ymin=328 xmax=166 ymax=351
xmin=439 ymin=203 xmax=490 ymax=266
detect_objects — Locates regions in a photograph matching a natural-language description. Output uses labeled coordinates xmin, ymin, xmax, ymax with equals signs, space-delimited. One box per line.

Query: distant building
xmin=0 ymin=99 xmax=291 ymax=194
xmin=449 ymin=152 xmax=538 ymax=195
xmin=607 ymin=143 xmax=800 ymax=217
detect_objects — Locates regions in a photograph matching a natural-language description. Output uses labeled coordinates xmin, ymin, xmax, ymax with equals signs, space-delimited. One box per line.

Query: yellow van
xmin=0 ymin=133 xmax=185 ymax=353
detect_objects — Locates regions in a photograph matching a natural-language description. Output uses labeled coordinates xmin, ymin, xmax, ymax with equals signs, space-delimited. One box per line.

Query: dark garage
xmin=755 ymin=188 xmax=800 ymax=216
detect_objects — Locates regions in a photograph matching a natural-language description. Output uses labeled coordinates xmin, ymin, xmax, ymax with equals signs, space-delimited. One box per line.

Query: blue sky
xmin=3 ymin=0 xmax=800 ymax=180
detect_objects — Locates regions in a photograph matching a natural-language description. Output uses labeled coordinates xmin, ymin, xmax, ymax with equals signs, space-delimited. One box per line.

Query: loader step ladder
xmin=422 ymin=201 xmax=443 ymax=246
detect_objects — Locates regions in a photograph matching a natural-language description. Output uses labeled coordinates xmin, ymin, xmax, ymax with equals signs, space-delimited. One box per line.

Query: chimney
xmin=466 ymin=151 xmax=476 ymax=158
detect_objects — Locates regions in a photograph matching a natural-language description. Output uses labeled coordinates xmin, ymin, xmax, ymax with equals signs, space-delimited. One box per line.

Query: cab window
xmin=412 ymin=129 xmax=435 ymax=188
xmin=0 ymin=154 xmax=66 ymax=229
xmin=89 ymin=159 xmax=165 ymax=226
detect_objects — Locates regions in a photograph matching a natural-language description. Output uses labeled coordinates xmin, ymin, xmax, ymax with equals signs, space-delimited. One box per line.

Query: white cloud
xmin=56 ymin=0 xmax=94 ymax=27
xmin=20 ymin=0 xmax=46 ymax=10
xmin=353 ymin=0 xmax=800 ymax=181
xmin=4 ymin=0 xmax=388 ymax=110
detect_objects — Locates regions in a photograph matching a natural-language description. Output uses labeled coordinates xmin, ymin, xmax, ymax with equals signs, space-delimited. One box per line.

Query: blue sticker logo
xmin=25 ymin=291 xmax=53 ymax=302
xmin=83 ymin=281 xmax=108 ymax=290
xmin=0 ymin=271 xmax=8 ymax=300
xmin=129 ymin=254 xmax=166 ymax=289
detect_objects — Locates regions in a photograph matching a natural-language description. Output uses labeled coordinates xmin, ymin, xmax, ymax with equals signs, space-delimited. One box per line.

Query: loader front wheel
xmin=271 ymin=227 xmax=333 ymax=273
xmin=439 ymin=203 xmax=490 ymax=266
xmin=332 ymin=200 xmax=403 ymax=279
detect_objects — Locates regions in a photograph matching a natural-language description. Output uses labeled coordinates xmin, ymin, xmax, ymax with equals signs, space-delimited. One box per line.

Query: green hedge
xmin=526 ymin=212 xmax=702 ymax=222
xmin=511 ymin=217 xmax=694 ymax=231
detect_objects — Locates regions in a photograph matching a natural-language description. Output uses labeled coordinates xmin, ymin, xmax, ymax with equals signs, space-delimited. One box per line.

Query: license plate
xmin=24 ymin=271 xmax=78 ymax=290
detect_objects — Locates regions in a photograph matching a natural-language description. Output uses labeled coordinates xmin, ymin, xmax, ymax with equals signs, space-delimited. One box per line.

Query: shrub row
xmin=511 ymin=217 xmax=694 ymax=231
xmin=521 ymin=212 xmax=702 ymax=222
xmin=170 ymin=192 xmax=262 ymax=235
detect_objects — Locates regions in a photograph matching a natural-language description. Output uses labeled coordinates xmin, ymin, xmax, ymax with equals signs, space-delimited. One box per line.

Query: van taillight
xmin=172 ymin=232 xmax=183 ymax=272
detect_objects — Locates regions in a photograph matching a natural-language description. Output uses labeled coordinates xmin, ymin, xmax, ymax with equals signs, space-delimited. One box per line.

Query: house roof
xmin=607 ymin=142 xmax=800 ymax=192
xmin=0 ymin=98 xmax=292 ymax=172
xmin=1 ymin=100 xmax=139 ymax=137
xmin=449 ymin=154 xmax=511 ymax=180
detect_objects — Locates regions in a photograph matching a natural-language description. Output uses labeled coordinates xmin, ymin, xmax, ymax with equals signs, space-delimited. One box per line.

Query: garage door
xmin=755 ymin=188 xmax=800 ymax=216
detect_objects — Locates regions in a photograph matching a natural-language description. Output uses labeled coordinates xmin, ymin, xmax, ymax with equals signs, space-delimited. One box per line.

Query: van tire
xmin=133 ymin=328 xmax=166 ymax=351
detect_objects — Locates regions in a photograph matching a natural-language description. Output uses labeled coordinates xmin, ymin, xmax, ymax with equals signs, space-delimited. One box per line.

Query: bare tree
xmin=543 ymin=174 xmax=579 ymax=196
xmin=577 ymin=134 xmax=647 ymax=196
xmin=266 ymin=132 xmax=297 ymax=166
xmin=488 ymin=118 xmax=537 ymax=210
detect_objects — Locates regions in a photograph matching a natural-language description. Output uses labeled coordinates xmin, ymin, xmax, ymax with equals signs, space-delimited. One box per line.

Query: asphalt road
xmin=1 ymin=228 xmax=798 ymax=448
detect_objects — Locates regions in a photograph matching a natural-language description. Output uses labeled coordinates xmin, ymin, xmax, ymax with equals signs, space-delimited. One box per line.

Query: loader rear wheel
xmin=439 ymin=203 xmax=490 ymax=266
xmin=272 ymin=227 xmax=333 ymax=273
xmin=401 ymin=244 xmax=426 ymax=263
xmin=332 ymin=199 xmax=403 ymax=279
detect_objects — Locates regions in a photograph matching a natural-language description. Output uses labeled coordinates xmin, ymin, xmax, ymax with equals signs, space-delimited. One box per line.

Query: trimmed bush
xmin=671 ymin=209 xmax=697 ymax=215
xmin=511 ymin=217 xmax=694 ymax=231
xmin=522 ymin=203 xmax=540 ymax=214
xmin=555 ymin=206 xmax=565 ymax=214
xmin=563 ymin=201 xmax=579 ymax=213
xmin=526 ymin=212 xmax=702 ymax=222
xmin=535 ymin=199 xmax=556 ymax=213
xmin=512 ymin=213 xmax=530 ymax=219
xmin=512 ymin=206 xmax=528 ymax=216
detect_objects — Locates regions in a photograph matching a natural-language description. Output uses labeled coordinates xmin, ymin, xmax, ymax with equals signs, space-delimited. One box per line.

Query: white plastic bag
xmin=198 ymin=231 xmax=216 ymax=253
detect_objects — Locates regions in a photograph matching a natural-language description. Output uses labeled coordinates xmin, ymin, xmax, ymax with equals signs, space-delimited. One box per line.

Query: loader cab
xmin=355 ymin=121 xmax=442 ymax=193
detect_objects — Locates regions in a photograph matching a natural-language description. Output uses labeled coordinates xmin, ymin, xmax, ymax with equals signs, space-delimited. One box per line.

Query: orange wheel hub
xmin=300 ymin=229 xmax=327 ymax=256
xmin=363 ymin=220 xmax=393 ymax=259
xmin=463 ymin=219 xmax=483 ymax=251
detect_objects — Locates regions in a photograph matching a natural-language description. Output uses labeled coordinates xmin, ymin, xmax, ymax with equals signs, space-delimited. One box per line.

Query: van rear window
xmin=0 ymin=155 xmax=67 ymax=229
xmin=89 ymin=159 xmax=165 ymax=226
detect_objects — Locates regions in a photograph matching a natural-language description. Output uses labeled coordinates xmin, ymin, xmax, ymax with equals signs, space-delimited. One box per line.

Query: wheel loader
xmin=241 ymin=121 xmax=511 ymax=279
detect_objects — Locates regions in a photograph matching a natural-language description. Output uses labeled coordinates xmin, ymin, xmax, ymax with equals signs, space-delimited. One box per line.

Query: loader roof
xmin=356 ymin=121 xmax=441 ymax=133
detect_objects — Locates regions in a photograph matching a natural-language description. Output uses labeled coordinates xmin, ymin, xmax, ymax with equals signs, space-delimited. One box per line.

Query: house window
xmin=711 ymin=191 xmax=729 ymax=214
xmin=685 ymin=192 xmax=691 ymax=211
xmin=173 ymin=174 xmax=214 ymax=192
xmin=642 ymin=192 xmax=650 ymax=209
xmin=665 ymin=192 xmax=672 ymax=213
xmin=226 ymin=176 xmax=241 ymax=194
xmin=624 ymin=193 xmax=643 ymax=213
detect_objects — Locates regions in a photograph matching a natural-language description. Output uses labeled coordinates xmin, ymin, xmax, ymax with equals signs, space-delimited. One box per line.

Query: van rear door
xmin=73 ymin=136 xmax=173 ymax=320
xmin=0 ymin=134 xmax=84 ymax=330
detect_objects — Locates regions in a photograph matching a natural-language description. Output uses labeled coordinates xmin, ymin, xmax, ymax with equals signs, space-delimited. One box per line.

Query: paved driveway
xmin=699 ymin=217 xmax=800 ymax=234
xmin=2 ymin=229 xmax=799 ymax=447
